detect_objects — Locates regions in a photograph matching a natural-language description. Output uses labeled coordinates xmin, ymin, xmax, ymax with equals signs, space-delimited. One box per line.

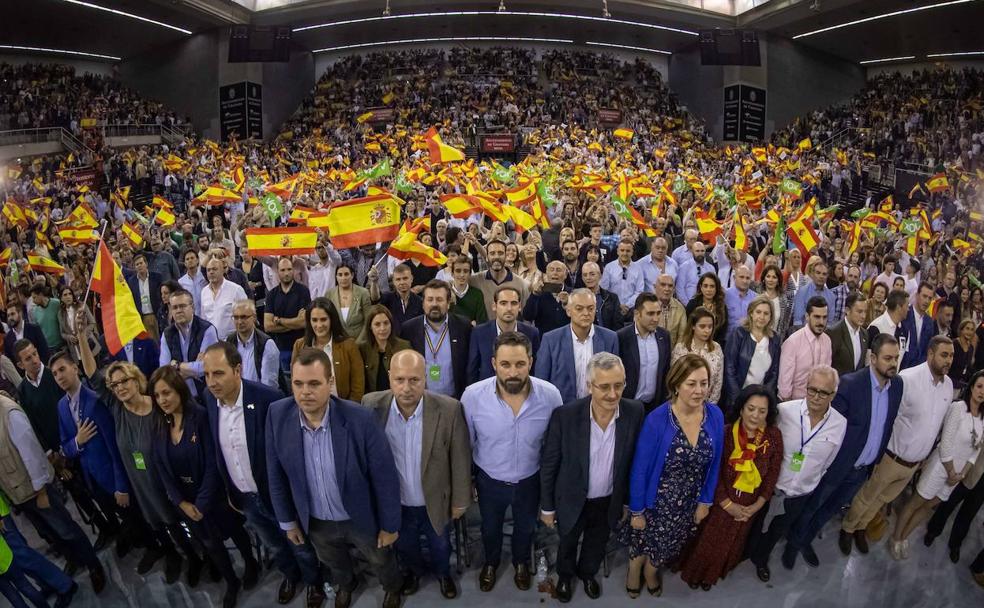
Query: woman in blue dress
xmin=618 ymin=354 xmax=725 ymax=597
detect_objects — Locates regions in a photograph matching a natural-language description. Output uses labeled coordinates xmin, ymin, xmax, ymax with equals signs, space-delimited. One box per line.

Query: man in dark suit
xmin=266 ymin=348 xmax=404 ymax=608
xmin=369 ymin=263 xmax=423 ymax=336
xmin=127 ymin=252 xmax=164 ymax=341
xmin=782 ymin=334 xmax=903 ymax=569
xmin=467 ymin=286 xmax=540 ymax=384
xmin=4 ymin=303 xmax=49 ymax=365
xmin=202 ymin=343 xmax=323 ymax=607
xmin=522 ymin=261 xmax=571 ymax=335
xmin=363 ymin=350 xmax=473 ymax=599
xmin=580 ymin=262 xmax=622 ymax=331
xmin=826 ymin=292 xmax=870 ymax=378
xmin=540 ymin=352 xmax=644 ymax=602
xmin=616 ymin=294 xmax=671 ymax=411
xmin=400 ymin=279 xmax=471 ymax=399
xmin=899 ymin=281 xmax=938 ymax=369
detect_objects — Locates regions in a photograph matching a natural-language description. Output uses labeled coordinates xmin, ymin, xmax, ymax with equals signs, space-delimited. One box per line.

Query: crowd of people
xmin=0 ymin=48 xmax=983 ymax=608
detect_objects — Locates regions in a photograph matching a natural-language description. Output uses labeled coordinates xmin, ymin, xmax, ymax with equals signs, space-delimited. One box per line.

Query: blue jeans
xmin=240 ymin=493 xmax=321 ymax=585
xmin=394 ymin=505 xmax=451 ymax=578
xmin=18 ymin=484 xmax=99 ymax=570
xmin=2 ymin=516 xmax=74 ymax=595
xmin=0 ymin=564 xmax=47 ymax=608
xmin=475 ymin=468 xmax=540 ymax=568
xmin=787 ymin=466 xmax=870 ymax=551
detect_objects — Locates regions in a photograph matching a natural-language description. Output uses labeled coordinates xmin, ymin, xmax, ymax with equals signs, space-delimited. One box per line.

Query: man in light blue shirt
xmin=670 ymin=228 xmax=699 ymax=269
xmin=792 ymin=260 xmax=837 ymax=327
xmin=461 ymin=331 xmax=563 ymax=593
xmin=177 ymin=249 xmax=207 ymax=316
xmin=633 ymin=236 xmax=678 ymax=292
xmin=230 ymin=300 xmax=280 ymax=389
xmin=724 ymin=266 xmax=758 ymax=334
xmin=601 ymin=240 xmax=645 ymax=316
xmin=675 ymin=240 xmax=716 ymax=303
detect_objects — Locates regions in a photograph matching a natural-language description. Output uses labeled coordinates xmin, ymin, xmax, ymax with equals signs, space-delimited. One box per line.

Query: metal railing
xmin=0 ymin=127 xmax=65 ymax=147
xmin=815 ymin=126 xmax=856 ymax=149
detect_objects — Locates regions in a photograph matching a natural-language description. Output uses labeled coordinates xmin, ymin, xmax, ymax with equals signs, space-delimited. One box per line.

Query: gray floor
xmin=17 ymin=502 xmax=984 ymax=608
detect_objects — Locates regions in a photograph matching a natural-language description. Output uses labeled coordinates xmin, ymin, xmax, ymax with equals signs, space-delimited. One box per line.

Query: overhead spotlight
xmin=382 ymin=0 xmax=390 ymax=17
xmin=498 ymin=1 xmax=506 ymax=13
xmin=602 ymin=0 xmax=611 ymax=18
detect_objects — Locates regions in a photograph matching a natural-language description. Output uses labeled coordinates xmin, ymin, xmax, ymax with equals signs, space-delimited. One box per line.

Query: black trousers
xmin=747 ymin=493 xmax=811 ymax=568
xmin=926 ymin=475 xmax=984 ymax=552
xmin=556 ymin=496 xmax=612 ymax=580
xmin=308 ymin=518 xmax=402 ymax=593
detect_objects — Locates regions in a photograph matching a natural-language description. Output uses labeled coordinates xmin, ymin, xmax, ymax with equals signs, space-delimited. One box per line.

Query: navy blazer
xmin=466 ymin=320 xmax=541 ymax=384
xmin=109 ymin=337 xmax=160 ymax=380
xmin=4 ymin=324 xmax=50 ymax=365
xmin=722 ymin=326 xmax=781 ymax=412
xmin=265 ymin=395 xmax=401 ymax=537
xmin=152 ymin=403 xmax=226 ymax=515
xmin=899 ymin=307 xmax=938 ymax=370
xmin=57 ymin=384 xmax=129 ymax=495
xmin=400 ymin=313 xmax=472 ymax=399
xmin=825 ymin=368 xmax=903 ymax=483
xmin=616 ymin=324 xmax=671 ymax=409
xmin=126 ymin=270 xmax=163 ymax=316
xmin=535 ymin=324 xmax=619 ymax=403
xmin=205 ymin=379 xmax=283 ymax=510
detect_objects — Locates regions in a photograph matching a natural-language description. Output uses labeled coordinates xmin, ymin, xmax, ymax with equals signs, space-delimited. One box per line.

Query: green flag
xmin=360 ymin=158 xmax=392 ymax=180
xmin=772 ymin=216 xmax=787 ymax=255
xmin=780 ymin=178 xmax=803 ymax=198
xmin=394 ymin=173 xmax=412 ymax=195
xmin=851 ymin=208 xmax=871 ymax=220
xmin=260 ymin=193 xmax=284 ymax=223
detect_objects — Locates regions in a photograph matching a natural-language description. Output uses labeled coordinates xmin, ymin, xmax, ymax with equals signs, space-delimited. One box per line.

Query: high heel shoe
xmin=625 ymin=569 xmax=642 ymax=599
xmin=647 ymin=571 xmax=662 ymax=596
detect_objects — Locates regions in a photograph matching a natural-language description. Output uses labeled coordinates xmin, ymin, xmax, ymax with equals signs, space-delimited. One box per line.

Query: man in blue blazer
xmin=4 ymin=303 xmax=49 ymax=365
xmin=107 ymin=336 xmax=160 ymax=380
xmin=535 ymin=289 xmax=619 ymax=403
xmin=782 ymin=333 xmax=904 ymax=569
xmin=400 ymin=280 xmax=472 ymax=399
xmin=202 ymin=342 xmax=322 ymax=607
xmin=899 ymin=282 xmax=938 ymax=369
xmin=266 ymin=347 xmax=404 ymax=608
xmin=616 ymin=294 xmax=671 ymax=412
xmin=467 ymin=286 xmax=540 ymax=384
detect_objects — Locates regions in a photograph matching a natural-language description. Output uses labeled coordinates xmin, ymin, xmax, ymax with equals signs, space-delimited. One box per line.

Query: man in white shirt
xmin=600 ymin=240 xmax=645 ymax=318
xmin=178 ymin=248 xmax=207 ymax=315
xmin=867 ymin=288 xmax=910 ymax=365
xmin=748 ymin=366 xmax=846 ymax=581
xmin=201 ymin=257 xmax=247 ymax=339
xmin=841 ymin=336 xmax=954 ymax=559
xmin=306 ymin=242 xmax=341 ymax=299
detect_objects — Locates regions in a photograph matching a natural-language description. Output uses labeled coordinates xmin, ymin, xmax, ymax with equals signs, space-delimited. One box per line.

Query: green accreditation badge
xmin=789 ymin=451 xmax=805 ymax=473
xmin=133 ymin=451 xmax=147 ymax=471
xmin=428 ymin=364 xmax=442 ymax=382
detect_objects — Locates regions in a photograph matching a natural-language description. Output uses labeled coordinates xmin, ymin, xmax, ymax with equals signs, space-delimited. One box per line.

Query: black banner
xmin=246 ymin=81 xmax=263 ymax=139
xmin=722 ymin=83 xmax=766 ymax=142
xmin=723 ymin=84 xmax=740 ymax=141
xmin=219 ymin=82 xmax=247 ymax=141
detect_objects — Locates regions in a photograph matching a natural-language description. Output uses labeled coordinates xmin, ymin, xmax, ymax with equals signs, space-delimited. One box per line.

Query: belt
xmin=885 ymin=450 xmax=919 ymax=468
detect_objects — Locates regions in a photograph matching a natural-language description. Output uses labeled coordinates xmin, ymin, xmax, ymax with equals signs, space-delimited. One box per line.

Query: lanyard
xmin=424 ymin=322 xmax=449 ymax=358
xmin=800 ymin=410 xmax=829 ymax=451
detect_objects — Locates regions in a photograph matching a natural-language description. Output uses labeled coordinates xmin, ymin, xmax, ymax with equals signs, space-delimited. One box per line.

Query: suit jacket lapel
xmin=242 ymin=384 xmax=258 ymax=455
xmin=287 ymin=409 xmax=309 ymax=501
xmin=577 ymin=400 xmax=591 ymax=485
xmin=421 ymin=394 xmax=438 ymax=478
xmin=328 ymin=401 xmax=348 ymax=489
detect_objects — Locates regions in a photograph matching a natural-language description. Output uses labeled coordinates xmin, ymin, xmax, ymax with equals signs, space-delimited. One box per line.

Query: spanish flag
xmin=245 ymin=226 xmax=318 ymax=256
xmin=695 ymin=210 xmax=723 ymax=243
xmin=110 ymin=186 xmax=130 ymax=209
xmin=504 ymin=180 xmax=537 ymax=207
xmin=288 ymin=206 xmax=327 ymax=225
xmin=63 ymin=203 xmax=98 ymax=228
xmin=57 ymin=227 xmax=99 ymax=245
xmin=325 ymin=194 xmax=401 ymax=248
xmin=27 ymin=253 xmax=65 ymax=276
xmin=501 ymin=204 xmax=538 ymax=234
xmin=0 ymin=247 xmax=10 ymax=269
xmin=152 ymin=195 xmax=174 ymax=209
xmin=733 ymin=212 xmax=748 ymax=251
xmin=267 ymin=174 xmax=301 ymax=200
xmin=613 ymin=128 xmax=634 ymax=140
xmin=194 ymin=186 xmax=242 ymax=206
xmin=356 ymin=111 xmax=375 ymax=124
xmin=439 ymin=194 xmax=481 ymax=218
xmin=423 ymin=127 xmax=465 ymax=164
xmin=926 ymin=173 xmax=950 ymax=193
xmin=797 ymin=138 xmax=812 ymax=152
xmin=908 ymin=182 xmax=926 ymax=199
xmin=91 ymin=240 xmax=147 ymax=355
xmin=155 ymin=208 xmax=176 ymax=226
xmin=787 ymin=219 xmax=820 ymax=256
xmin=2 ymin=199 xmax=28 ymax=228
xmin=387 ymin=230 xmax=447 ymax=267
xmin=121 ymin=223 xmax=143 ymax=248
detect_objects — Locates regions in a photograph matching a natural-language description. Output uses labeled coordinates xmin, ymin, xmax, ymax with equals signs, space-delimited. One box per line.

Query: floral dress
xmin=617 ymin=411 xmax=715 ymax=566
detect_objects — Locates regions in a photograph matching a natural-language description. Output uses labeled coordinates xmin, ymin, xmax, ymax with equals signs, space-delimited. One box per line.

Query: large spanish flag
xmin=27 ymin=253 xmax=66 ymax=276
xmin=57 ymin=227 xmax=99 ymax=245
xmin=245 ymin=227 xmax=318 ymax=256
xmin=325 ymin=194 xmax=401 ymax=248
xmin=194 ymin=186 xmax=242 ymax=206
xmin=695 ymin=210 xmax=723 ymax=243
xmin=387 ymin=231 xmax=447 ymax=267
xmin=91 ymin=240 xmax=146 ymax=355
xmin=439 ymin=194 xmax=481 ymax=218
xmin=613 ymin=128 xmax=634 ymax=140
xmin=423 ymin=126 xmax=465 ymax=164
xmin=787 ymin=219 xmax=820 ymax=256
xmin=926 ymin=173 xmax=950 ymax=193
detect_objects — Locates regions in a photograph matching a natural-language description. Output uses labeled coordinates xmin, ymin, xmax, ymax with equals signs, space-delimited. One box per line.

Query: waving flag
xmin=244 ymin=226 xmax=318 ymax=256
xmin=325 ymin=194 xmax=402 ymax=248
xmin=91 ymin=240 xmax=147 ymax=355
xmin=695 ymin=210 xmax=723 ymax=243
xmin=926 ymin=173 xmax=950 ymax=193
xmin=387 ymin=231 xmax=447 ymax=267
xmin=613 ymin=128 xmax=634 ymax=140
xmin=423 ymin=127 xmax=465 ymax=164
xmin=27 ymin=253 xmax=66 ymax=276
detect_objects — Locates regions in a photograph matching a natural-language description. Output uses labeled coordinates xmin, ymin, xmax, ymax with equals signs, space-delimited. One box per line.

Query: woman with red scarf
xmin=679 ymin=384 xmax=783 ymax=590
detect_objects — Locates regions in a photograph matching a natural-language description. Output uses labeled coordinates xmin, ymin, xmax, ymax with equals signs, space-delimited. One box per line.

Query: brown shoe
xmin=479 ymin=564 xmax=496 ymax=592
xmin=514 ymin=563 xmax=531 ymax=591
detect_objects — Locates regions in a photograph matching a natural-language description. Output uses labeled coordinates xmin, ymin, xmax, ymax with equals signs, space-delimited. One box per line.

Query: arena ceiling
xmin=2 ymin=0 xmax=983 ymax=65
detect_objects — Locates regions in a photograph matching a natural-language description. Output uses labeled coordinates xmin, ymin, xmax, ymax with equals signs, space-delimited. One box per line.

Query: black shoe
xmin=756 ymin=565 xmax=771 ymax=582
xmin=853 ymin=530 xmax=869 ymax=554
xmin=582 ymin=576 xmax=601 ymax=599
xmin=382 ymin=590 xmax=402 ymax=608
xmin=163 ymin=551 xmax=182 ymax=584
xmin=401 ymin=574 xmax=419 ymax=596
xmin=89 ymin=563 xmax=107 ymax=594
xmin=478 ymin=564 xmax=496 ymax=592
xmin=223 ymin=580 xmax=240 ymax=608
xmin=116 ymin=535 xmax=132 ymax=559
xmin=278 ymin=577 xmax=297 ymax=604
xmin=137 ymin=548 xmax=164 ymax=575
xmin=838 ymin=530 xmax=853 ymax=556
xmin=54 ymin=582 xmax=78 ymax=608
xmin=802 ymin=544 xmax=820 ymax=568
xmin=781 ymin=546 xmax=797 ymax=570
xmin=556 ymin=577 xmax=573 ymax=603
xmin=93 ymin=531 xmax=115 ymax=552
xmin=305 ymin=583 xmax=326 ymax=608
xmin=208 ymin=559 xmax=222 ymax=583
xmin=186 ymin=555 xmax=204 ymax=588
xmin=923 ymin=532 xmax=937 ymax=547
xmin=514 ymin=563 xmax=531 ymax=591
xmin=242 ymin=559 xmax=259 ymax=591
xmin=438 ymin=576 xmax=458 ymax=599
xmin=950 ymin=548 xmax=961 ymax=564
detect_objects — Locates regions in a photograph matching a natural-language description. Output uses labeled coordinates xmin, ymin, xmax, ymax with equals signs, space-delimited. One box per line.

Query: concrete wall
xmin=0 ymin=141 xmax=63 ymax=162
xmin=0 ymin=54 xmax=115 ymax=77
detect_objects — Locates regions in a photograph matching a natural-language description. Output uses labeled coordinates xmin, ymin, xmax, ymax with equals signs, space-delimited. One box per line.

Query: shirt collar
xmin=238 ymin=330 xmax=255 ymax=348
xmin=67 ymin=383 xmax=82 ymax=407
xmin=571 ymin=324 xmax=595 ymax=344
xmin=299 ymin=403 xmax=330 ymax=431
xmin=390 ymin=396 xmax=424 ymax=422
xmin=220 ymin=382 xmax=244 ymax=410
xmin=485 ymin=268 xmax=514 ymax=284
xmin=27 ymin=363 xmax=44 ymax=386
xmin=589 ymin=402 xmax=621 ymax=425
xmin=870 ymin=368 xmax=889 ymax=392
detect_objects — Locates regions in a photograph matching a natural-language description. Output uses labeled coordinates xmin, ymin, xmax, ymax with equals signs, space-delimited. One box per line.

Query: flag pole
xmin=80 ymin=219 xmax=110 ymax=311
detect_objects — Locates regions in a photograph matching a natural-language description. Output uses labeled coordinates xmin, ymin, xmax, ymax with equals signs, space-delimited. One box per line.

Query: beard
xmin=426 ymin=307 xmax=447 ymax=323
xmin=499 ymin=376 xmax=528 ymax=395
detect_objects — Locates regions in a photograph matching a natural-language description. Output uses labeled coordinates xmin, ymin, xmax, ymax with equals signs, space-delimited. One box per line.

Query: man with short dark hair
xmin=616 ymin=294 xmax=671 ymax=411
xmin=900 ymin=282 xmax=939 ymax=369
xmin=868 ymin=289 xmax=910 ymax=361
xmin=127 ymin=252 xmax=163 ymax=341
xmin=4 ymin=304 xmax=49 ymax=367
xmin=29 ymin=285 xmax=62 ymax=351
xmin=264 ymin=257 xmax=311 ymax=373
xmin=827 ymin=292 xmax=869 ymax=377
xmin=831 ymin=265 xmax=862 ymax=324
xmin=448 ymin=256 xmax=488 ymax=325
xmin=370 ymin=263 xmax=423 ymax=335
xmin=778 ymin=297 xmax=832 ymax=401
xmin=400 ymin=280 xmax=472 ymax=398
xmin=178 ymin=248 xmax=207 ymax=315
xmin=792 ymin=261 xmax=836 ymax=328
xmin=469 ymin=240 xmax=529 ymax=319
xmin=467 ymin=286 xmax=540 ymax=384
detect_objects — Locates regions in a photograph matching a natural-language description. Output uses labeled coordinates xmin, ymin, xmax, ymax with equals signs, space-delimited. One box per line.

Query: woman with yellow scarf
xmin=679 ymin=385 xmax=783 ymax=590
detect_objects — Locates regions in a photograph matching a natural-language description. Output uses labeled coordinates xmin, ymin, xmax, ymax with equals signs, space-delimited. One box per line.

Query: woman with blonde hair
xmin=723 ymin=296 xmax=781 ymax=413
xmin=516 ymin=243 xmax=543 ymax=285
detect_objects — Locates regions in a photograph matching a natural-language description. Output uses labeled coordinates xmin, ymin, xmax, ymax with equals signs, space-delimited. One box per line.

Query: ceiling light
xmin=295 ymin=11 xmax=698 ymax=36
xmin=927 ymin=50 xmax=984 ymax=57
xmin=313 ymin=37 xmax=574 ymax=53
xmin=586 ymin=42 xmax=672 ymax=55
xmin=793 ymin=0 xmax=976 ymax=39
xmin=55 ymin=0 xmax=192 ymax=35
xmin=858 ymin=56 xmax=916 ymax=65
xmin=0 ymin=44 xmax=120 ymax=61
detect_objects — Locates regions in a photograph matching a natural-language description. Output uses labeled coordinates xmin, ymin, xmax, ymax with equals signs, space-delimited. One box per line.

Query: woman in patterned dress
xmin=619 ymin=354 xmax=725 ymax=597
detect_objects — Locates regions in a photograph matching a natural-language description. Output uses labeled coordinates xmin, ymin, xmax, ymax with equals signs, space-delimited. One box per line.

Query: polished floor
xmin=17 ymin=501 xmax=984 ymax=608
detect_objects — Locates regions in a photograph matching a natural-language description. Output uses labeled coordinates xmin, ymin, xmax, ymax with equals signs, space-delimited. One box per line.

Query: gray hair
xmin=586 ymin=352 xmax=625 ymax=383
xmin=569 ymin=287 xmax=595 ymax=302
xmin=807 ymin=365 xmax=840 ymax=392
xmin=232 ymin=299 xmax=257 ymax=315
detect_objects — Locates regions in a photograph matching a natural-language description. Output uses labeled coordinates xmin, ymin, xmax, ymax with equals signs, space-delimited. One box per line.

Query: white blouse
xmin=743 ymin=336 xmax=772 ymax=388
xmin=936 ymin=400 xmax=984 ymax=473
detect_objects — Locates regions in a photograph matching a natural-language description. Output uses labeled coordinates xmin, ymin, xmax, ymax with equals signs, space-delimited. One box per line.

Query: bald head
xmin=389 ymin=350 xmax=426 ymax=409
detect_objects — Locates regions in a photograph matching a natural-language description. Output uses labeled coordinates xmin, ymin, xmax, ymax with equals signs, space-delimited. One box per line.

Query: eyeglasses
xmin=805 ymin=386 xmax=835 ymax=399
xmin=591 ymin=382 xmax=626 ymax=395
xmin=108 ymin=378 xmax=135 ymax=390
xmin=232 ymin=315 xmax=254 ymax=321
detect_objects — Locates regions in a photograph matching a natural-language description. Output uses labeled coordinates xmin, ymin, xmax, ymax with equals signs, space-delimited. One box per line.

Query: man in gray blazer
xmin=826 ymin=293 xmax=870 ymax=378
xmin=362 ymin=350 xmax=473 ymax=600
